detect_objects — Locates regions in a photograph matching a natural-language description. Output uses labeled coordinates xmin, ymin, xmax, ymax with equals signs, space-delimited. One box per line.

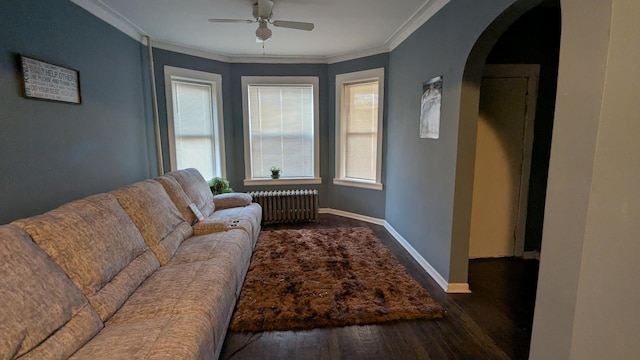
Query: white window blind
xmin=343 ymin=81 xmax=379 ymax=180
xmin=164 ymin=66 xmax=225 ymax=181
xmin=247 ymin=84 xmax=314 ymax=179
xmin=172 ymin=81 xmax=217 ymax=179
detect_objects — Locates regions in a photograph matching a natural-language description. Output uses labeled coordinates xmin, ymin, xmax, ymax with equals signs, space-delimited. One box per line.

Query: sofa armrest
xmin=212 ymin=193 xmax=252 ymax=210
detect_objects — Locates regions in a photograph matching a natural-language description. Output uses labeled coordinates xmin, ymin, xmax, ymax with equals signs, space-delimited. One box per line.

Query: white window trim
xmin=164 ymin=66 xmax=226 ymax=178
xmin=241 ymin=76 xmax=321 ymax=186
xmin=244 ymin=178 xmax=322 ymax=186
xmin=334 ymin=68 xmax=385 ymax=191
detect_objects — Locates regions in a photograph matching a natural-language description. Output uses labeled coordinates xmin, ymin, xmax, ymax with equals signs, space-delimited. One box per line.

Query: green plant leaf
xmin=209 ymin=177 xmax=232 ymax=195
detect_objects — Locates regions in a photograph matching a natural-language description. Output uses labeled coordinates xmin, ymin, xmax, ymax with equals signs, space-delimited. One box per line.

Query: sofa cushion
xmin=107 ymin=260 xmax=243 ymax=352
xmin=168 ymin=231 xmax=253 ymax=297
xmin=70 ymin=314 xmax=215 ymax=360
xmin=213 ymin=192 xmax=252 ymax=210
xmin=165 ymin=168 xmax=216 ymax=218
xmin=155 ymin=174 xmax=197 ymax=225
xmin=168 ymin=230 xmax=253 ymax=273
xmin=111 ymin=180 xmax=193 ymax=265
xmin=13 ymin=193 xmax=160 ymax=322
xmin=0 ymin=224 xmax=103 ymax=359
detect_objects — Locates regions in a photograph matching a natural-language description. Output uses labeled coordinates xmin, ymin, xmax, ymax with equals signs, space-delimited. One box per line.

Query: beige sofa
xmin=0 ymin=169 xmax=261 ymax=360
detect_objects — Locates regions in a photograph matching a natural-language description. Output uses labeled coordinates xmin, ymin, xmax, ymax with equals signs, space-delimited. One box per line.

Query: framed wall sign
xmin=420 ymin=75 xmax=442 ymax=139
xmin=20 ymin=55 xmax=81 ymax=104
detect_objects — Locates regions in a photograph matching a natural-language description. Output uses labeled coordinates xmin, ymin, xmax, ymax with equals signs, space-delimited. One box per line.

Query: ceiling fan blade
xmin=257 ymin=0 xmax=273 ymax=19
xmin=208 ymin=18 xmax=255 ymax=24
xmin=272 ymin=20 xmax=314 ymax=31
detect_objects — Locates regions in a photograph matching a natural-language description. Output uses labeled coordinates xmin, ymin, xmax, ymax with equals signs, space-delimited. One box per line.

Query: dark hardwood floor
xmin=220 ymin=214 xmax=539 ymax=360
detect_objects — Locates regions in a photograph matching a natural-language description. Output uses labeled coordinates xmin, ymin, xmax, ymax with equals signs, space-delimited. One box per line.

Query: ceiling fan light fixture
xmin=256 ymin=22 xmax=272 ymax=41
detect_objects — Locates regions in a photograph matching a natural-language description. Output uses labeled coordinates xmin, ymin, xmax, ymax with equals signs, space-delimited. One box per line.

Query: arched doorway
xmin=453 ymin=0 xmax=561 ymax=356
xmin=451 ymin=0 xmax=561 ymax=283
xmin=469 ymin=3 xmax=561 ymax=260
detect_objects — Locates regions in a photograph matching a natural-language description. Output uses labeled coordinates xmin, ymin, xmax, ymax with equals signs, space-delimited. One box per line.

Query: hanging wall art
xmin=420 ymin=75 xmax=442 ymax=139
xmin=20 ymin=55 xmax=81 ymax=104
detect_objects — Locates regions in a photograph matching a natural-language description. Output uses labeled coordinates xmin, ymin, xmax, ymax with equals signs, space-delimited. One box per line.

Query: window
xmin=242 ymin=76 xmax=320 ymax=185
xmin=334 ymin=68 xmax=384 ymax=190
xmin=164 ymin=66 xmax=225 ymax=180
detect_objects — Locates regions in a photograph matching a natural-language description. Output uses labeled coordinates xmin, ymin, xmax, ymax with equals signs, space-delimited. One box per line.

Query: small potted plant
xmin=207 ymin=177 xmax=233 ymax=195
xmin=270 ymin=166 xmax=281 ymax=179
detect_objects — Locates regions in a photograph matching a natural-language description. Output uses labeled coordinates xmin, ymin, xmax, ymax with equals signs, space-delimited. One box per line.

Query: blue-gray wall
xmin=385 ymin=0 xmax=521 ymax=282
xmin=152 ymin=49 xmax=390 ymax=216
xmin=0 ymin=0 xmax=154 ymax=224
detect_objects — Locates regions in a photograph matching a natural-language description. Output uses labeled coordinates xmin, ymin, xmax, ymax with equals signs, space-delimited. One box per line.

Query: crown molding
xmin=326 ymin=45 xmax=390 ymax=64
xmin=70 ymin=0 xmax=147 ymax=42
xmin=230 ymin=55 xmax=329 ymax=64
xmin=156 ymin=43 xmax=391 ymax=65
xmin=154 ymin=42 xmax=391 ymax=65
xmin=386 ymin=0 xmax=450 ymax=50
xmin=152 ymin=41 xmax=232 ymax=63
xmin=153 ymin=40 xmax=329 ymax=64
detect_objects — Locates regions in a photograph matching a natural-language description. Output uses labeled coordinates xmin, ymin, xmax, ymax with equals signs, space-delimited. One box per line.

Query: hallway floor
xmin=220 ymin=214 xmax=539 ymax=359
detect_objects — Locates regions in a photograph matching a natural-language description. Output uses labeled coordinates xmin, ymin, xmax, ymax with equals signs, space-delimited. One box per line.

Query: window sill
xmin=244 ymin=178 xmax=322 ymax=186
xmin=333 ymin=178 xmax=383 ymax=191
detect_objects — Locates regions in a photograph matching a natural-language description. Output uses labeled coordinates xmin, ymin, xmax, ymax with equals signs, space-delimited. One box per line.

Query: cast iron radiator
xmin=248 ymin=190 xmax=318 ymax=225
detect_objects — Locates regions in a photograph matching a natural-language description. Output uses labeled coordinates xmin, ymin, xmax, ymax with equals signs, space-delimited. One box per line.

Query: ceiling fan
xmin=208 ymin=0 xmax=314 ymax=42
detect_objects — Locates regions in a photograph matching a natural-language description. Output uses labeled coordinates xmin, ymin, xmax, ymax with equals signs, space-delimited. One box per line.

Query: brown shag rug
xmin=229 ymin=227 xmax=444 ymax=332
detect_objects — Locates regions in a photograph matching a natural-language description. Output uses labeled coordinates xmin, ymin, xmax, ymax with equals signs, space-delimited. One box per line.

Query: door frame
xmin=478 ymin=64 xmax=540 ymax=257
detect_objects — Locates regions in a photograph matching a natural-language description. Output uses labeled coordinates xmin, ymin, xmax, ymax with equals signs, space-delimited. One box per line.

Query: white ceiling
xmin=73 ymin=0 xmax=450 ymax=62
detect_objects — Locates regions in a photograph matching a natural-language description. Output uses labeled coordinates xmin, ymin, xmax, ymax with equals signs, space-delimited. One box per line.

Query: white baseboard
xmin=523 ymin=251 xmax=541 ymax=260
xmin=447 ymin=283 xmax=472 ymax=293
xmin=319 ymin=208 xmax=470 ymax=294
xmin=383 ymin=222 xmax=471 ymax=294
xmin=319 ymin=208 xmax=386 ymax=225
